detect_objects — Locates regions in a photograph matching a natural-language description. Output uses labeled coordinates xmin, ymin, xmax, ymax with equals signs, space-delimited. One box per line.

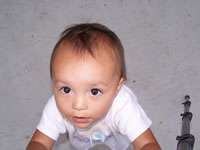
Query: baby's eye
xmin=90 ymin=89 xmax=102 ymax=96
xmin=61 ymin=87 xmax=71 ymax=94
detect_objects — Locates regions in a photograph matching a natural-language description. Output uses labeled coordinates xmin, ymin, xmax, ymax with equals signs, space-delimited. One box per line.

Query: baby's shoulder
xmin=106 ymin=85 xmax=139 ymax=121
xmin=112 ymin=85 xmax=138 ymax=109
xmin=43 ymin=96 xmax=63 ymax=119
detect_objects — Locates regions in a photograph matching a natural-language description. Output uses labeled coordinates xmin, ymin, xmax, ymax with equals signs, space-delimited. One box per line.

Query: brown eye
xmin=61 ymin=87 xmax=71 ymax=94
xmin=90 ymin=89 xmax=101 ymax=96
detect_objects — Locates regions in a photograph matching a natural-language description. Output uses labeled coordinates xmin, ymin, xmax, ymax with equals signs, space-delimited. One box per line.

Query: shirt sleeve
xmin=37 ymin=96 xmax=67 ymax=141
xmin=113 ymin=86 xmax=152 ymax=142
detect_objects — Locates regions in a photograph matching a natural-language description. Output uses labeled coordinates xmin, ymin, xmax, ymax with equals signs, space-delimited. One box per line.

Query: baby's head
xmin=50 ymin=23 xmax=127 ymax=128
xmin=50 ymin=23 xmax=126 ymax=80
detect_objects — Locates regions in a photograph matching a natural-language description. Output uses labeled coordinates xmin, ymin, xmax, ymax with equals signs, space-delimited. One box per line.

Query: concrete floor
xmin=0 ymin=0 xmax=200 ymax=149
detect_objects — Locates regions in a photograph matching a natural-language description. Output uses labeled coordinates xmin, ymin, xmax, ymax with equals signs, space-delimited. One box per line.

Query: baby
xmin=27 ymin=23 xmax=160 ymax=150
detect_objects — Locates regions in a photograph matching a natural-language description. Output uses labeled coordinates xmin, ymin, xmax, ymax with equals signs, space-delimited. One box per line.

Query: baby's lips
xmin=72 ymin=116 xmax=89 ymax=123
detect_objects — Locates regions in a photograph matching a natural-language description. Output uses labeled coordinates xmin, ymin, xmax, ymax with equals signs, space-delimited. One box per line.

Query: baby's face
xmin=51 ymin=44 xmax=124 ymax=128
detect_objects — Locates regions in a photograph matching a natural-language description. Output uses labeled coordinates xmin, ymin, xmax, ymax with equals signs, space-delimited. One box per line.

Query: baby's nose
xmin=72 ymin=96 xmax=88 ymax=111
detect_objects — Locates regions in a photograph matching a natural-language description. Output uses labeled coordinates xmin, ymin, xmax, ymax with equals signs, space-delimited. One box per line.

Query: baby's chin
xmin=75 ymin=124 xmax=90 ymax=129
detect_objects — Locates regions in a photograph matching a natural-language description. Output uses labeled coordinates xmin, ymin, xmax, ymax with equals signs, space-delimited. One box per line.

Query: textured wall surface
xmin=0 ymin=0 xmax=199 ymax=149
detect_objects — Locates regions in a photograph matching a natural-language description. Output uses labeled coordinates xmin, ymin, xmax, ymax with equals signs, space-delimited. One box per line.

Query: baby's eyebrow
xmin=54 ymin=80 xmax=109 ymax=87
xmin=54 ymin=80 xmax=70 ymax=85
xmin=89 ymin=82 xmax=109 ymax=88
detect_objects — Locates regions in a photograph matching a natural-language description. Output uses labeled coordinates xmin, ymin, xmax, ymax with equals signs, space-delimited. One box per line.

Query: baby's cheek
xmin=57 ymin=102 xmax=70 ymax=115
xmin=94 ymin=102 xmax=111 ymax=118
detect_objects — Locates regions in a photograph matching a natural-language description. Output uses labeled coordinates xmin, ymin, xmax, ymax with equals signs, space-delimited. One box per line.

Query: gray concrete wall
xmin=0 ymin=0 xmax=199 ymax=149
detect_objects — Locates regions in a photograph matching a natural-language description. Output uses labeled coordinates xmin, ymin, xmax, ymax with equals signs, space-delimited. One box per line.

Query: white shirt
xmin=37 ymin=85 xmax=152 ymax=150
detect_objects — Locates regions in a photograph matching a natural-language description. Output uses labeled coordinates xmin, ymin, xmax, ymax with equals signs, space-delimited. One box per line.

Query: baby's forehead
xmin=51 ymin=40 xmax=123 ymax=79
xmin=58 ymin=40 xmax=118 ymax=61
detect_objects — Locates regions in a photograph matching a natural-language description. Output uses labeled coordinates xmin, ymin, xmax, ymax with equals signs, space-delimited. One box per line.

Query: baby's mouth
xmin=72 ymin=116 xmax=89 ymax=124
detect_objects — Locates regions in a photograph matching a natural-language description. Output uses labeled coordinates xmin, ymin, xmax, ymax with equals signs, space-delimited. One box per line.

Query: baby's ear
xmin=116 ymin=77 xmax=125 ymax=92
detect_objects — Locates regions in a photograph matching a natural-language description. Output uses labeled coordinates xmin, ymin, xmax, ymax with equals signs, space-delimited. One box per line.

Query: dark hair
xmin=50 ymin=23 xmax=126 ymax=79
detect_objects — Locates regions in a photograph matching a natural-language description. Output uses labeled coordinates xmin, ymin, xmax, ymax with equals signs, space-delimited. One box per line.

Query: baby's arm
xmin=132 ymin=128 xmax=161 ymax=150
xmin=26 ymin=129 xmax=55 ymax=150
